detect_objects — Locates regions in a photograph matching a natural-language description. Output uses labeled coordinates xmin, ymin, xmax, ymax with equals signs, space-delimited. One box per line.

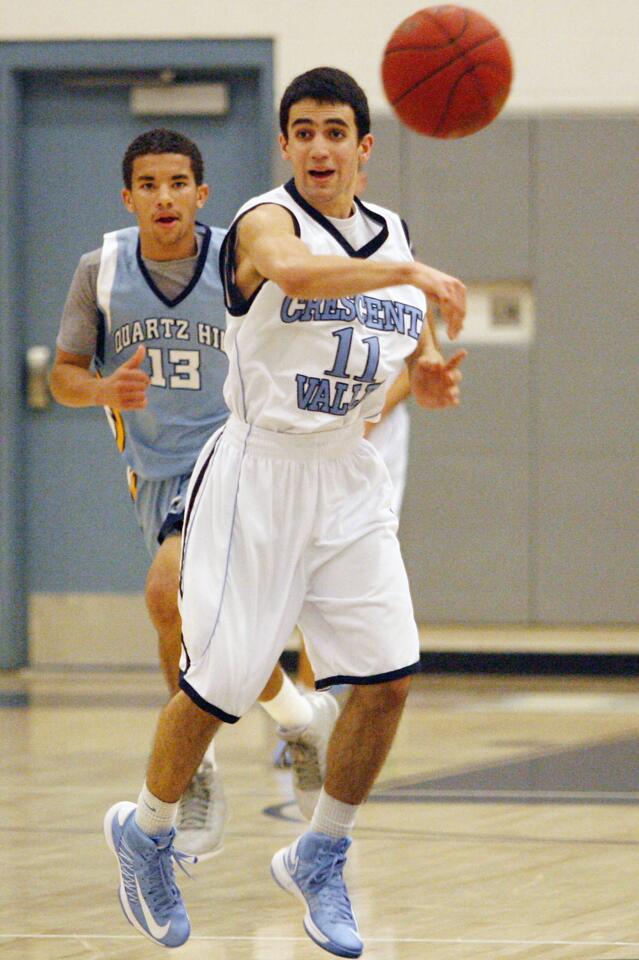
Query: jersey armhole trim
xmin=220 ymin=203 xmax=301 ymax=318
xmin=400 ymin=218 xmax=412 ymax=252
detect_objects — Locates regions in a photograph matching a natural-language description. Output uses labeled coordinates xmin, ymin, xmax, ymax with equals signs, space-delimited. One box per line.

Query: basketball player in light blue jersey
xmin=102 ymin=76 xmax=466 ymax=955
xmin=51 ymin=129 xmax=337 ymax=860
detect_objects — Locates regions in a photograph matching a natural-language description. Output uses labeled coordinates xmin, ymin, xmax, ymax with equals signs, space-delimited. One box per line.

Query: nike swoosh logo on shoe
xmin=135 ymin=877 xmax=171 ymax=941
xmin=284 ymin=846 xmax=299 ymax=874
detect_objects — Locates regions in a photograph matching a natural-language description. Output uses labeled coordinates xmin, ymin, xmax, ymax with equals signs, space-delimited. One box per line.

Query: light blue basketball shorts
xmin=133 ymin=471 xmax=192 ymax=557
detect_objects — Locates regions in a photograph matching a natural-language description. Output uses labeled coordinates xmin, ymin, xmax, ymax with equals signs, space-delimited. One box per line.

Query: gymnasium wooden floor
xmin=2 ymin=666 xmax=639 ymax=959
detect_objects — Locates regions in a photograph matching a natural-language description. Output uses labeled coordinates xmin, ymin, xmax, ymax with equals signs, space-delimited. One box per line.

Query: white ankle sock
xmin=261 ymin=671 xmax=313 ymax=729
xmin=135 ymin=782 xmax=178 ymax=836
xmin=310 ymin=788 xmax=359 ymax=839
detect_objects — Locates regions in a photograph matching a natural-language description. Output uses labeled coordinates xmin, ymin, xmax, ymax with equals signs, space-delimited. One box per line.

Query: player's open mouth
xmin=309 ymin=170 xmax=334 ymax=180
xmin=156 ymin=215 xmax=179 ymax=225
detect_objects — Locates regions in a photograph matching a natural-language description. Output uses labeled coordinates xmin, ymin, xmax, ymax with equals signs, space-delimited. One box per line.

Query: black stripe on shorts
xmin=179 ymin=673 xmax=241 ymax=724
xmin=315 ymin=660 xmax=420 ymax=690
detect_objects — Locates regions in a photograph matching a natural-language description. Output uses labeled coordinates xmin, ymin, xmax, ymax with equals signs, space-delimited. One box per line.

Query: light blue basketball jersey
xmin=95 ymin=224 xmax=228 ymax=480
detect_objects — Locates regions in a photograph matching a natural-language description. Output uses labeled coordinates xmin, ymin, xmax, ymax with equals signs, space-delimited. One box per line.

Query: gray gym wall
xmin=274 ymin=113 xmax=639 ymax=625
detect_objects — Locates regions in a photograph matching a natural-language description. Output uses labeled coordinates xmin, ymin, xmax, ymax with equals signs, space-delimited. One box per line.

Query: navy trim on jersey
xmin=135 ymin=222 xmax=212 ymax=309
xmin=179 ymin=674 xmax=241 ymax=724
xmin=400 ymin=218 xmax=411 ymax=248
xmin=220 ymin=204 xmax=301 ymax=317
xmin=315 ymin=660 xmax=420 ymax=690
xmin=95 ymin=308 xmax=106 ymax=365
xmin=284 ymin=179 xmax=389 ymax=259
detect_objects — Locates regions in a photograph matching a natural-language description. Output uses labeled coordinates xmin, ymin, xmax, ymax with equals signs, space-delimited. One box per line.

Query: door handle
xmin=26 ymin=345 xmax=52 ymax=411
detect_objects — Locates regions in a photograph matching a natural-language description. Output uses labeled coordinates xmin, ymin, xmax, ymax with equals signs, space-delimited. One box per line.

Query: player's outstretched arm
xmin=236 ymin=205 xmax=466 ymax=331
xmin=50 ymin=345 xmax=150 ymax=410
xmin=411 ymin=262 xmax=466 ymax=341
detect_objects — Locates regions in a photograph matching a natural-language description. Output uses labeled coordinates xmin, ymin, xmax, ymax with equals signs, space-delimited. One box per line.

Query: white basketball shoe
xmin=279 ymin=692 xmax=339 ymax=821
xmin=175 ymin=751 xmax=227 ymax=860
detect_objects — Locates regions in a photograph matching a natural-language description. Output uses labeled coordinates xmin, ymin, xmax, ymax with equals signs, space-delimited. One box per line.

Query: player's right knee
xmin=145 ymin=566 xmax=179 ymax=626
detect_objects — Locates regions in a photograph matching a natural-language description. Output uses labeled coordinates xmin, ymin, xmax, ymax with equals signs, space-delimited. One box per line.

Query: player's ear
xmin=121 ymin=187 xmax=135 ymax=214
xmin=357 ymin=133 xmax=374 ymax=167
xmin=196 ymin=183 xmax=209 ymax=208
xmin=279 ymin=132 xmax=290 ymax=162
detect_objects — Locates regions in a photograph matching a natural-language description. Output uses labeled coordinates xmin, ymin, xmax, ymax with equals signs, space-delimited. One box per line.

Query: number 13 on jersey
xmin=147 ymin=348 xmax=201 ymax=390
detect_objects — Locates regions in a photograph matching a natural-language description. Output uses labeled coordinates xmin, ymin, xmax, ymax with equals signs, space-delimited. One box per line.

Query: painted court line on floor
xmin=2 ymin=934 xmax=639 ymax=947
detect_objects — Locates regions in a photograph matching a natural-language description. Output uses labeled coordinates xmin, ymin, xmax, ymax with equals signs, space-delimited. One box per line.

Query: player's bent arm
xmin=363 ymin=369 xmax=411 ymax=439
xmin=237 ymin=205 xmax=465 ymax=320
xmin=364 ymin=304 xmax=443 ymax=436
xmin=426 ymin=302 xmax=441 ymax=352
xmin=404 ymin=320 xmax=467 ymax=410
xmin=50 ymin=346 xmax=150 ymax=411
xmin=406 ymin=313 xmax=443 ymax=373
xmin=50 ymin=349 xmax=101 ymax=407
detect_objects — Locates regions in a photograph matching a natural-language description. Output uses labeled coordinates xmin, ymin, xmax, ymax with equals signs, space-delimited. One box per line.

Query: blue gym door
xmin=17 ymin=57 xmax=271 ymax=665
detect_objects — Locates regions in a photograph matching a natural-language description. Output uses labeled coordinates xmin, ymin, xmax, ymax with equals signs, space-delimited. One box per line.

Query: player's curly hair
xmin=122 ymin=128 xmax=204 ymax=188
xmin=279 ymin=67 xmax=371 ymax=141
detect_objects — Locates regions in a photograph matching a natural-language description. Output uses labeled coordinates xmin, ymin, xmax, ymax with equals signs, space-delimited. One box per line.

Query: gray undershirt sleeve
xmin=56 ymin=250 xmax=102 ymax=357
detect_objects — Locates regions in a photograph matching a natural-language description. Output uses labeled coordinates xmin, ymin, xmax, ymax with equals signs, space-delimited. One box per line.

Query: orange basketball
xmin=382 ymin=5 xmax=513 ymax=138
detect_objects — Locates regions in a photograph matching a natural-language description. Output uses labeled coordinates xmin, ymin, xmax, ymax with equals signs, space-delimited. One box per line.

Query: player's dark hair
xmin=122 ymin=128 xmax=204 ymax=188
xmin=279 ymin=67 xmax=371 ymax=141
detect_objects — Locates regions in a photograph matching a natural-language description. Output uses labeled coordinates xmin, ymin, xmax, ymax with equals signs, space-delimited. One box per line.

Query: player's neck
xmin=294 ymin=183 xmax=356 ymax=220
xmin=138 ymin=232 xmax=198 ymax=262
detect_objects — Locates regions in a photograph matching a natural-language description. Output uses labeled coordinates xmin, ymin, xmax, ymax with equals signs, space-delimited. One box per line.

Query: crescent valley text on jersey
xmin=281 ymin=295 xmax=423 ymax=340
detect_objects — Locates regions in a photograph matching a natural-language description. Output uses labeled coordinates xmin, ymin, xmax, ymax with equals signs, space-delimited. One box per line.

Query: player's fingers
xmin=446 ymin=314 xmax=463 ymax=340
xmin=119 ymin=396 xmax=148 ymax=410
xmin=121 ymin=345 xmax=147 ymax=369
xmin=114 ymin=385 xmax=148 ymax=405
xmin=445 ymin=349 xmax=468 ymax=370
xmin=124 ymin=371 xmax=151 ymax=385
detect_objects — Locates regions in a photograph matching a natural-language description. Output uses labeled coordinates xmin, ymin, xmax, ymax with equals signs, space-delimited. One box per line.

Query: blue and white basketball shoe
xmin=271 ymin=831 xmax=363 ymax=958
xmin=104 ymin=801 xmax=192 ymax=948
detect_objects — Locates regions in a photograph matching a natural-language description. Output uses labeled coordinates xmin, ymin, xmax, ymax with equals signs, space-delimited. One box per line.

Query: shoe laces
xmin=122 ymin=833 xmax=195 ymax=921
xmin=177 ymin=762 xmax=213 ymax=830
xmin=305 ymin=839 xmax=354 ymax=923
xmin=286 ymin=739 xmax=321 ymax=791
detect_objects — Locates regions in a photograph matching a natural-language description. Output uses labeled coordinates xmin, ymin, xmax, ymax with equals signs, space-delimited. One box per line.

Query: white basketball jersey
xmin=220 ymin=180 xmax=425 ymax=433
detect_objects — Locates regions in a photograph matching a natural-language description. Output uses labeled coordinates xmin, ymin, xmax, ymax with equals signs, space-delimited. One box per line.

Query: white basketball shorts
xmin=367 ymin=403 xmax=410 ymax=518
xmin=178 ymin=416 xmax=420 ymax=723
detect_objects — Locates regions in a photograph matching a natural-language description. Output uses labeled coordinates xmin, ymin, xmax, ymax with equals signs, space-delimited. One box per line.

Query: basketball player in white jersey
xmin=50 ymin=128 xmax=337 ymax=859
xmin=283 ymin=171 xmax=418 ymax=703
xmin=103 ymin=72 xmax=466 ymax=955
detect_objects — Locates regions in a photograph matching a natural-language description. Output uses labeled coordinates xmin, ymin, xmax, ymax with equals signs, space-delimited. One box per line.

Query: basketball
xmin=381 ymin=5 xmax=513 ymax=138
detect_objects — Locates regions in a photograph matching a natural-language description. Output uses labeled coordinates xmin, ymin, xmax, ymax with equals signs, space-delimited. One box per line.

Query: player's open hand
xmin=97 ymin=345 xmax=150 ymax=410
xmin=411 ymin=348 xmax=467 ymax=409
xmin=414 ymin=264 xmax=466 ymax=340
